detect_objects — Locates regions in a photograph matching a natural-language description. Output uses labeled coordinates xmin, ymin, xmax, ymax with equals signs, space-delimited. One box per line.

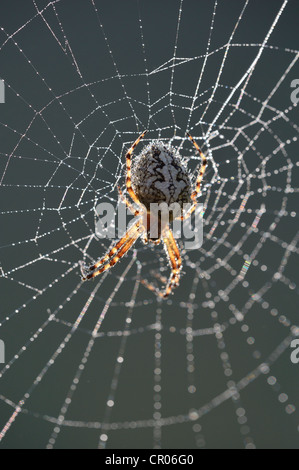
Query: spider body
xmin=132 ymin=141 xmax=192 ymax=242
xmin=81 ymin=131 xmax=207 ymax=298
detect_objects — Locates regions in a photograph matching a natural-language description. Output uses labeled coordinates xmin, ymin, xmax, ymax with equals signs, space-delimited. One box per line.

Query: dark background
xmin=0 ymin=0 xmax=298 ymax=449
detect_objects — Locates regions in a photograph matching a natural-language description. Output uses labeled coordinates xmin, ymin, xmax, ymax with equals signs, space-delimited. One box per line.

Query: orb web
xmin=0 ymin=0 xmax=298 ymax=449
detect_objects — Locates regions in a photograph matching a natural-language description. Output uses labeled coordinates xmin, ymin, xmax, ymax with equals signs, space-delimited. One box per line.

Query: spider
xmin=80 ymin=131 xmax=207 ymax=298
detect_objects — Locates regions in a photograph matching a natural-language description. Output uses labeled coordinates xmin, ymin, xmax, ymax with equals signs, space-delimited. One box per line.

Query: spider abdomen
xmin=131 ymin=141 xmax=192 ymax=211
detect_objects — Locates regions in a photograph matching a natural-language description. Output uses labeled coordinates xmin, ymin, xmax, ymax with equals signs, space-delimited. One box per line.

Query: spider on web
xmin=80 ymin=131 xmax=207 ymax=298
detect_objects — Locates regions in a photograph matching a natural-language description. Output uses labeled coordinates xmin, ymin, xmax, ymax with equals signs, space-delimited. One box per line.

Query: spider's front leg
xmin=81 ymin=220 xmax=144 ymax=281
xmin=117 ymin=185 xmax=140 ymax=216
xmin=187 ymin=132 xmax=207 ymax=201
xmin=125 ymin=130 xmax=148 ymax=205
xmin=177 ymin=132 xmax=207 ymax=221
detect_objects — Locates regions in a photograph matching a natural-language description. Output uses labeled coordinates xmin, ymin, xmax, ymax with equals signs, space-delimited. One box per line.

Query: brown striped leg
xmin=150 ymin=270 xmax=168 ymax=284
xmin=165 ymin=228 xmax=182 ymax=289
xmin=167 ymin=229 xmax=182 ymax=268
xmin=81 ymin=221 xmax=144 ymax=280
xmin=126 ymin=130 xmax=148 ymax=205
xmin=141 ymin=228 xmax=182 ymax=298
xmin=186 ymin=132 xmax=207 ymax=202
xmin=177 ymin=200 xmax=197 ymax=221
xmin=117 ymin=185 xmax=140 ymax=216
xmin=177 ymin=133 xmax=206 ymax=221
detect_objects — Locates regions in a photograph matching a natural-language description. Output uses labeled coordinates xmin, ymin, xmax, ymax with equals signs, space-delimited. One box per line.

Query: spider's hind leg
xmin=141 ymin=228 xmax=182 ymax=299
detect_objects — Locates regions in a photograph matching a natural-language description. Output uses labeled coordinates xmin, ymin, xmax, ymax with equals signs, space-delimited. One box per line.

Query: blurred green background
xmin=0 ymin=0 xmax=298 ymax=449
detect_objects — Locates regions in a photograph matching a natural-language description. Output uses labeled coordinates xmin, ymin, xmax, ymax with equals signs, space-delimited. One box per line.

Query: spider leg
xmin=117 ymin=185 xmax=140 ymax=216
xmin=166 ymin=228 xmax=182 ymax=288
xmin=176 ymin=132 xmax=207 ymax=221
xmin=150 ymin=270 xmax=168 ymax=284
xmin=141 ymin=228 xmax=182 ymax=299
xmin=186 ymin=132 xmax=207 ymax=201
xmin=126 ymin=130 xmax=148 ymax=205
xmin=81 ymin=220 xmax=144 ymax=281
xmin=88 ymin=221 xmax=141 ymax=271
xmin=176 ymin=200 xmax=198 ymax=221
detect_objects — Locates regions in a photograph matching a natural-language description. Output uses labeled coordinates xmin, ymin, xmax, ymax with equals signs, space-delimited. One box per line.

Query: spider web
xmin=0 ymin=0 xmax=299 ymax=449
